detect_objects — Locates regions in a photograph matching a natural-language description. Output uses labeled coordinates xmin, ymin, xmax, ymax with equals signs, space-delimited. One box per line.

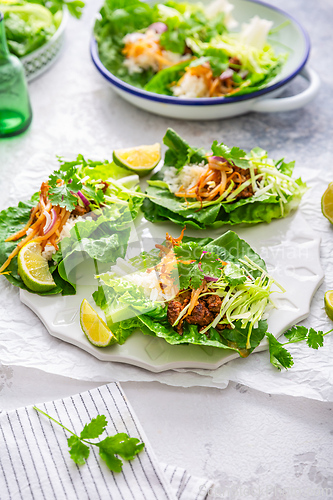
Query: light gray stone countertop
xmin=0 ymin=0 xmax=332 ymax=498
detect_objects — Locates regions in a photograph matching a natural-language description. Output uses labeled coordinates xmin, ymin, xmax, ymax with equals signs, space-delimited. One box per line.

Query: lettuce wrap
xmin=0 ymin=155 xmax=144 ymax=295
xmin=94 ymin=230 xmax=282 ymax=356
xmin=142 ymin=129 xmax=307 ymax=229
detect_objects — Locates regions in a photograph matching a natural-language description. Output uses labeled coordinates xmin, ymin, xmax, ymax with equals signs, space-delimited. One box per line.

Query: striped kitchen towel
xmin=0 ymin=383 xmax=213 ymax=500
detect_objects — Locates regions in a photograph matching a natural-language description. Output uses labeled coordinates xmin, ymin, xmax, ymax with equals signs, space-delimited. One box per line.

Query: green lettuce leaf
xmin=94 ymin=0 xmax=230 ymax=91
xmin=55 ymin=205 xmax=134 ymax=289
xmin=144 ymin=60 xmax=191 ymax=96
xmin=142 ymin=129 xmax=307 ymax=229
xmin=0 ymin=193 xmax=68 ymax=295
xmin=163 ymin=128 xmax=207 ymax=170
xmin=0 ymin=156 xmax=142 ymax=296
xmin=95 ymin=231 xmax=269 ymax=353
xmin=138 ymin=313 xmax=267 ymax=356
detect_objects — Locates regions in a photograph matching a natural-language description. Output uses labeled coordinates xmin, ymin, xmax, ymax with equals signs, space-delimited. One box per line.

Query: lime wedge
xmin=321 ymin=182 xmax=333 ymax=224
xmin=324 ymin=290 xmax=333 ymax=321
xmin=113 ymin=143 xmax=161 ymax=177
xmin=80 ymin=299 xmax=117 ymax=347
xmin=17 ymin=241 xmax=56 ymax=293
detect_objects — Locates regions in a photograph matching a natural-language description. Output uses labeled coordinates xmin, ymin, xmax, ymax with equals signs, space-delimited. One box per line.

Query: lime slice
xmin=324 ymin=290 xmax=333 ymax=321
xmin=17 ymin=241 xmax=56 ymax=293
xmin=80 ymin=299 xmax=117 ymax=347
xmin=321 ymin=182 xmax=333 ymax=224
xmin=113 ymin=143 xmax=161 ymax=177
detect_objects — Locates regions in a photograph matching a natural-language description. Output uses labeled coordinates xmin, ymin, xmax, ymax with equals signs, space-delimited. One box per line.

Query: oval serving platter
xmin=20 ymin=210 xmax=324 ymax=373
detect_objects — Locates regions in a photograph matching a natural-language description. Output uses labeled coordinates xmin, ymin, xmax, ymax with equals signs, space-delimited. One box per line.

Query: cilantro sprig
xmin=211 ymin=141 xmax=250 ymax=169
xmin=174 ymin=242 xmax=224 ymax=289
xmin=266 ymin=326 xmax=333 ymax=370
xmin=48 ymin=165 xmax=83 ymax=212
xmin=33 ymin=407 xmax=145 ymax=472
xmin=47 ymin=155 xmax=108 ymax=212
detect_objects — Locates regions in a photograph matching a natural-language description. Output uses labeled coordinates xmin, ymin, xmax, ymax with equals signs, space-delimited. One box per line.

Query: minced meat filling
xmin=167 ymin=291 xmax=231 ymax=335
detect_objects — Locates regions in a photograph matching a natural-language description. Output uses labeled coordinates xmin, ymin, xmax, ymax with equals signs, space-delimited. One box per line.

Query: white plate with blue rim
xmin=90 ymin=0 xmax=320 ymax=120
xmin=20 ymin=211 xmax=324 ymax=373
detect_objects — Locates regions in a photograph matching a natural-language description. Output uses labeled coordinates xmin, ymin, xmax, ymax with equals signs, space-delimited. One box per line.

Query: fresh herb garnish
xmin=33 ymin=407 xmax=145 ymax=472
xmin=174 ymin=242 xmax=223 ymax=289
xmin=211 ymin=141 xmax=250 ymax=169
xmin=266 ymin=326 xmax=333 ymax=370
xmin=81 ymin=183 xmax=105 ymax=206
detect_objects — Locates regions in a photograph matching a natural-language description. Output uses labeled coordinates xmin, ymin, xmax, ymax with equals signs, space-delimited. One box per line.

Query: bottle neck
xmin=0 ymin=13 xmax=9 ymax=59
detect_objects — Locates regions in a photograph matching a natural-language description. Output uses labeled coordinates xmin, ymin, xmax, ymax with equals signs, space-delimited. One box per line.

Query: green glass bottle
xmin=0 ymin=12 xmax=32 ymax=138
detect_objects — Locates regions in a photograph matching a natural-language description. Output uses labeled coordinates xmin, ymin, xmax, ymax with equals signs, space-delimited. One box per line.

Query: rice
xmin=40 ymin=215 xmax=93 ymax=261
xmin=112 ymin=253 xmax=179 ymax=303
xmin=122 ymin=30 xmax=186 ymax=74
xmin=171 ymin=72 xmax=210 ymax=98
xmin=123 ymin=30 xmax=162 ymax=74
xmin=59 ymin=216 xmax=78 ymax=240
xmin=163 ymin=162 xmax=208 ymax=194
xmin=125 ymin=271 xmax=166 ymax=302
xmin=42 ymin=244 xmax=57 ymax=261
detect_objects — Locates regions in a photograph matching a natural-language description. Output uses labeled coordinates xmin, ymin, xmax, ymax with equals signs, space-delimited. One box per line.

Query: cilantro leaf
xmin=48 ymin=166 xmax=83 ymax=211
xmin=284 ymin=325 xmax=308 ymax=343
xmin=200 ymin=251 xmax=224 ymax=279
xmin=174 ymin=243 xmax=223 ymax=289
xmin=98 ymin=448 xmax=123 ymax=472
xmin=33 ymin=407 xmax=145 ymax=472
xmin=98 ymin=433 xmax=145 ymax=472
xmin=102 ymin=434 xmax=145 ymax=460
xmin=48 ymin=183 xmax=79 ymax=212
xmin=67 ymin=435 xmax=90 ymax=465
xmin=276 ymin=160 xmax=295 ymax=177
xmin=266 ymin=332 xmax=294 ymax=370
xmin=211 ymin=141 xmax=250 ymax=169
xmin=66 ymin=0 xmax=85 ymax=19
xmin=266 ymin=325 xmax=332 ymax=370
xmin=92 ymin=286 xmax=107 ymax=309
xmin=307 ymin=328 xmax=324 ymax=349
xmin=80 ymin=415 xmax=108 ymax=439
xmin=220 ymin=319 xmax=267 ymax=352
xmin=82 ymin=184 xmax=105 ymax=206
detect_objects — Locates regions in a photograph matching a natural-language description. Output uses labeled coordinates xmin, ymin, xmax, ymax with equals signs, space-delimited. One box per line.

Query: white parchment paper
xmin=0 ymin=155 xmax=332 ymax=402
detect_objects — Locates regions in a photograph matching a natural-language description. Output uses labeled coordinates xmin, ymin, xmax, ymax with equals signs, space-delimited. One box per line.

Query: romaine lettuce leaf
xmin=94 ymin=0 xmax=287 ymax=97
xmin=138 ymin=314 xmax=267 ymax=355
xmin=142 ymin=129 xmax=307 ymax=229
xmin=94 ymin=231 xmax=270 ymax=354
xmin=0 ymin=193 xmax=71 ymax=295
xmin=0 ymin=156 xmax=142 ymax=296
xmin=144 ymin=60 xmax=191 ymax=96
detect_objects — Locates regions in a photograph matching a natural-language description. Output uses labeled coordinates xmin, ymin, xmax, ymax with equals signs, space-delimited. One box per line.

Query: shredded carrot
xmin=186 ymin=281 xmax=207 ymax=316
xmin=5 ymin=205 xmax=39 ymax=242
xmin=166 ymin=227 xmax=186 ymax=247
xmin=176 ymin=62 xmax=242 ymax=98
xmin=174 ymin=155 xmax=255 ymax=205
xmin=123 ymin=31 xmax=178 ymax=71
xmin=0 ymin=228 xmax=39 ymax=273
xmin=0 ymin=181 xmax=72 ymax=273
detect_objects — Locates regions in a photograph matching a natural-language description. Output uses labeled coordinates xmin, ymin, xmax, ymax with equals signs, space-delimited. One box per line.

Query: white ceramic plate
xmin=20 ymin=211 xmax=324 ymax=373
xmin=91 ymin=0 xmax=320 ymax=119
